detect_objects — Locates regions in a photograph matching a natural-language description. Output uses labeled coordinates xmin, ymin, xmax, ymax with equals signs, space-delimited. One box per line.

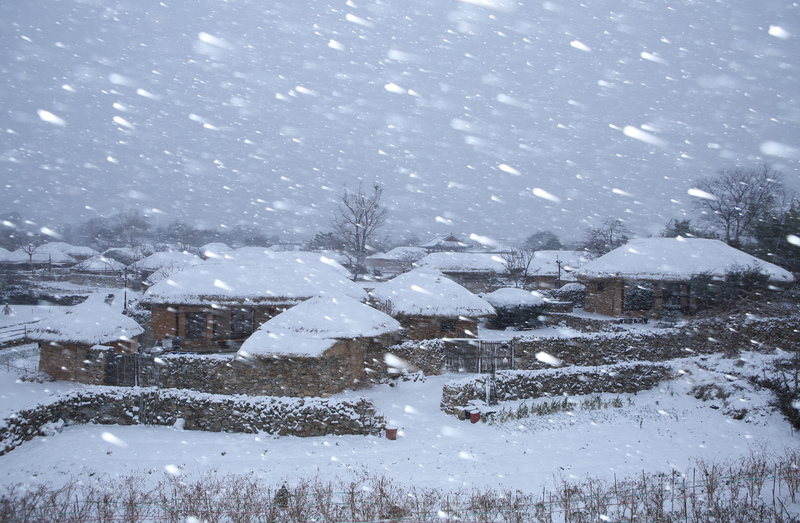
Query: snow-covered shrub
xmin=549 ymin=282 xmax=585 ymax=306
xmin=623 ymin=283 xmax=656 ymax=311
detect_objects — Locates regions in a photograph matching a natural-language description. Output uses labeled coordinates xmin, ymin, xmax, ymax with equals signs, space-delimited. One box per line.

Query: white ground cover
xmin=0 ymin=345 xmax=796 ymax=499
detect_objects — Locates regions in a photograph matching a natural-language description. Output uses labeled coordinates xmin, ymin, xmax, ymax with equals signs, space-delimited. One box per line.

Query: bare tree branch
xmin=693 ymin=164 xmax=784 ymax=248
xmin=331 ymin=183 xmax=387 ymax=275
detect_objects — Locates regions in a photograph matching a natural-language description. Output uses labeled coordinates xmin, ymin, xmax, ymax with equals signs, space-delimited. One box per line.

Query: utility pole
xmin=556 ymin=256 xmax=563 ymax=288
xmin=123 ymin=266 xmax=128 ymax=314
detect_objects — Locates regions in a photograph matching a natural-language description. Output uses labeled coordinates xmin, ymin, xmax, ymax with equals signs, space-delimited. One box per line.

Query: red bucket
xmin=385 ymin=428 xmax=398 ymax=440
xmin=470 ymin=412 xmax=480 ymax=424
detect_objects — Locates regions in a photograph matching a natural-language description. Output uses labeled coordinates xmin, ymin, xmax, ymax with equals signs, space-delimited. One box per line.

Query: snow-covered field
xmin=0 ymin=345 xmax=795 ymax=497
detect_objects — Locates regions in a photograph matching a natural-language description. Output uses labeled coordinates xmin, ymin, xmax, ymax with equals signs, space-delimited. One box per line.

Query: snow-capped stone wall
xmin=0 ymin=388 xmax=384 ymax=456
xmin=440 ymin=363 xmax=671 ymax=416
xmin=515 ymin=316 xmax=800 ymax=370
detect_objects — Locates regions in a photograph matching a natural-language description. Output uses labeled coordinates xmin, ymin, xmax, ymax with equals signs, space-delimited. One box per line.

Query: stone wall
xmin=0 ymin=388 xmax=384 ymax=456
xmin=440 ymin=363 xmax=672 ymax=415
xmin=154 ymin=341 xmax=386 ymax=397
xmin=38 ymin=344 xmax=112 ymax=385
xmin=385 ymin=339 xmax=448 ymax=376
xmin=540 ymin=313 xmax=623 ymax=333
xmin=397 ymin=314 xmax=480 ymax=341
xmin=40 ymin=337 xmax=393 ymax=398
xmin=514 ymin=316 xmax=800 ymax=371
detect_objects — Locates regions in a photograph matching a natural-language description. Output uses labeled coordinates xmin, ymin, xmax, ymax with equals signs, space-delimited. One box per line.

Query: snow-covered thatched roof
xmin=237 ymin=295 xmax=401 ymax=357
xmin=529 ymin=250 xmax=591 ymax=276
xmin=2 ymin=248 xmax=75 ymax=265
xmin=101 ymin=247 xmax=141 ymax=266
xmin=419 ymin=234 xmax=469 ymax=251
xmin=370 ymin=269 xmax=495 ymax=318
xmin=37 ymin=242 xmax=98 ymax=259
xmin=141 ymin=251 xmax=365 ymax=306
xmin=416 ymin=252 xmax=507 ymax=273
xmin=199 ymin=242 xmax=232 ymax=259
xmin=134 ymin=251 xmax=203 ymax=271
xmin=27 ymin=294 xmax=143 ymax=345
xmin=368 ymin=246 xmax=427 ymax=261
xmin=575 ymin=238 xmax=795 ymax=283
xmin=74 ymin=255 xmax=127 ymax=272
xmin=481 ymin=288 xmax=547 ymax=308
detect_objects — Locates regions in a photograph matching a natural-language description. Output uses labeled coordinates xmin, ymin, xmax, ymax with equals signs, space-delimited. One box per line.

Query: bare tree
xmin=18 ymin=242 xmax=40 ymax=272
xmin=580 ymin=218 xmax=631 ymax=256
xmin=332 ymin=183 xmax=387 ymax=275
xmin=503 ymin=248 xmax=537 ymax=288
xmin=692 ymin=164 xmax=785 ymax=248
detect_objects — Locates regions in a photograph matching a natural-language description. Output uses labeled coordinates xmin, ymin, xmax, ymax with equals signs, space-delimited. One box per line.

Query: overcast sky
xmin=1 ymin=0 xmax=798 ymax=243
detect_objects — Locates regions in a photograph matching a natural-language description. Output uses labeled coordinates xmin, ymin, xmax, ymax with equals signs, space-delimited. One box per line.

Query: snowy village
xmin=2 ymin=191 xmax=800 ymax=521
xmin=2 ymin=0 xmax=800 ymax=520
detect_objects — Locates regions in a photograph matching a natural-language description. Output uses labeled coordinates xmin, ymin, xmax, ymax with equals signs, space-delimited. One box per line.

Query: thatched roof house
xmin=370 ymin=269 xmax=495 ymax=340
xmin=415 ymin=252 xmax=507 ymax=293
xmin=141 ymin=251 xmax=366 ymax=352
xmin=239 ymin=294 xmax=401 ymax=357
xmin=575 ymin=238 xmax=794 ymax=316
xmin=366 ymin=246 xmax=427 ymax=276
xmin=31 ymin=294 xmax=144 ymax=382
xmin=235 ymin=295 xmax=402 ymax=397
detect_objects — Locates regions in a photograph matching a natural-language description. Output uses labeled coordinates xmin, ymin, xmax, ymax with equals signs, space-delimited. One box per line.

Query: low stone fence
xmin=0 ymin=387 xmax=384 ymax=456
xmin=440 ymin=363 xmax=672 ymax=415
xmin=56 ymin=342 xmax=391 ymax=398
xmin=514 ymin=316 xmax=800 ymax=370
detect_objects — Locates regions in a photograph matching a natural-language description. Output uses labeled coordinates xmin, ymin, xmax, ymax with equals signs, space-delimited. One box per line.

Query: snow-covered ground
xmin=0 ymin=346 xmax=795 ymax=496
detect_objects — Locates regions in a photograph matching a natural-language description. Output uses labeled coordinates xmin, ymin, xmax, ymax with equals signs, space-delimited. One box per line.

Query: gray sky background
xmin=1 ymin=0 xmax=798 ymax=243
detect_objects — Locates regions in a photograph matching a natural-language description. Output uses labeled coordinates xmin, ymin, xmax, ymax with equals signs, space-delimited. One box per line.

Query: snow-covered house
xmin=31 ymin=293 xmax=144 ymax=382
xmin=526 ymin=250 xmax=591 ymax=289
xmin=199 ymin=242 xmax=232 ymax=260
xmin=72 ymin=254 xmax=128 ymax=274
xmin=370 ymin=269 xmax=495 ymax=341
xmin=366 ymin=246 xmax=427 ymax=276
xmin=237 ymin=295 xmax=402 ymax=395
xmin=133 ymin=251 xmax=203 ymax=279
xmin=415 ymin=252 xmax=507 ymax=293
xmin=419 ymin=234 xmax=470 ymax=253
xmin=37 ymin=242 xmax=98 ymax=261
xmin=140 ymin=251 xmax=366 ymax=352
xmin=1 ymin=247 xmax=76 ymax=269
xmin=575 ymin=238 xmax=795 ymax=317
xmin=101 ymin=247 xmax=142 ymax=266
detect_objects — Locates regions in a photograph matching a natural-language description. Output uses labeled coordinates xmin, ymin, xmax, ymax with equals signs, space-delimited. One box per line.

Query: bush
xmin=486 ymin=304 xmax=546 ymax=330
xmin=690 ymin=265 xmax=772 ymax=311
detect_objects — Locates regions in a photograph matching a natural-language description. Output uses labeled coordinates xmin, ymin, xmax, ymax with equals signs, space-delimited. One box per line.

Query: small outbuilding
xmin=31 ymin=293 xmax=144 ymax=382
